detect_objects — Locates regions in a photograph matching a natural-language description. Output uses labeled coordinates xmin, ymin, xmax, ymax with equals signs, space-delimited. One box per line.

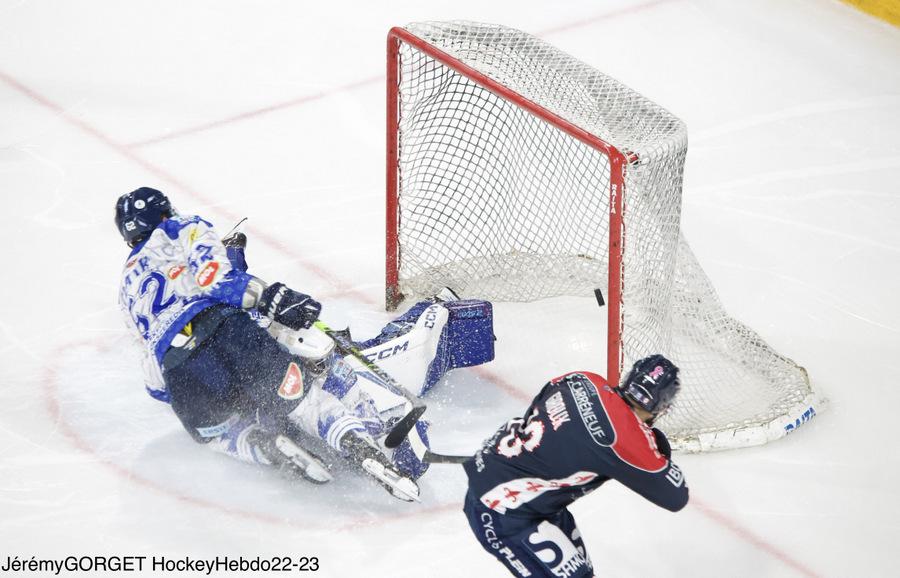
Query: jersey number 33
xmin=496 ymin=409 xmax=545 ymax=458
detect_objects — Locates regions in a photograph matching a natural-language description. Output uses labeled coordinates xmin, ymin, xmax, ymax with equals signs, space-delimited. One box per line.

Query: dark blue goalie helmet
xmin=114 ymin=187 xmax=174 ymax=247
xmin=620 ymin=354 xmax=681 ymax=416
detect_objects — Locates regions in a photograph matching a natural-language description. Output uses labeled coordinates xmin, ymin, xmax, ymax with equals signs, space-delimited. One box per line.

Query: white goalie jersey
xmin=118 ymin=215 xmax=253 ymax=366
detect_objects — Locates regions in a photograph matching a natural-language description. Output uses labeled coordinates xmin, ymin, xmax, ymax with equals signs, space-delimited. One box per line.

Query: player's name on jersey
xmin=544 ymin=391 xmax=571 ymax=431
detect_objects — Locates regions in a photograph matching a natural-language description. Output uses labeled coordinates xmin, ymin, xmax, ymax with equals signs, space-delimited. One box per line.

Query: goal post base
xmin=386 ymin=285 xmax=404 ymax=312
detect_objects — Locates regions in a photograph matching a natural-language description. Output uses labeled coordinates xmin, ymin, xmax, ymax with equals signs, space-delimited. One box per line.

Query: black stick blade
xmin=383 ymin=405 xmax=428 ymax=448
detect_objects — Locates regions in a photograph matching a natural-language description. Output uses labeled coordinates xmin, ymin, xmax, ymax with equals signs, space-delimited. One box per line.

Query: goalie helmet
xmin=114 ymin=187 xmax=174 ymax=247
xmin=620 ymin=354 xmax=680 ymax=416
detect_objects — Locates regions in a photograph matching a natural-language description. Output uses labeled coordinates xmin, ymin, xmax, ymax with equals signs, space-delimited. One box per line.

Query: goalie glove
xmin=257 ymin=282 xmax=321 ymax=331
xmin=651 ymin=427 xmax=672 ymax=460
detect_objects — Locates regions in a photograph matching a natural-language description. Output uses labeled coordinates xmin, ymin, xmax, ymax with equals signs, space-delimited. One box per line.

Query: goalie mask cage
xmin=385 ymin=22 xmax=820 ymax=451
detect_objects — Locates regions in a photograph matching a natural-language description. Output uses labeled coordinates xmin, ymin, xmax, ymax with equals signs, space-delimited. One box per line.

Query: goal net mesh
xmin=392 ymin=21 xmax=816 ymax=450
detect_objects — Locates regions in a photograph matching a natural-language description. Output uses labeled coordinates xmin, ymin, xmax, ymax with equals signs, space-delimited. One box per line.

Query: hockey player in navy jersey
xmin=463 ymin=356 xmax=688 ymax=577
xmin=115 ymin=187 xmax=494 ymax=501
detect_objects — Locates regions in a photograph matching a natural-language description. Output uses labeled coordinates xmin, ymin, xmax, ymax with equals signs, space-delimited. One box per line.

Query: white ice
xmin=1 ymin=0 xmax=898 ymax=576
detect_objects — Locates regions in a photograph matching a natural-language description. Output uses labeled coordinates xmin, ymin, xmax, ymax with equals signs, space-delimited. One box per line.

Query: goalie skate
xmin=341 ymin=432 xmax=420 ymax=502
xmin=273 ymin=434 xmax=333 ymax=484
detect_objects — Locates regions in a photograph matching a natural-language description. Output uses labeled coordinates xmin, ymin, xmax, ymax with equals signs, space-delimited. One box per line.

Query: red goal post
xmin=386 ymin=25 xmax=628 ymax=387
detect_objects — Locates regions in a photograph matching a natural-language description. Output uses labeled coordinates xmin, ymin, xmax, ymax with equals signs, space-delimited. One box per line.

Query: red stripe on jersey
xmin=581 ymin=372 xmax=668 ymax=473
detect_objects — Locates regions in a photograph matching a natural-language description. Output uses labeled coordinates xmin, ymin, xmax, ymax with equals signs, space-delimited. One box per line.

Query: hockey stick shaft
xmin=423 ymin=450 xmax=471 ymax=465
xmin=313 ymin=320 xmax=421 ymax=404
xmin=313 ymin=320 xmax=426 ymax=448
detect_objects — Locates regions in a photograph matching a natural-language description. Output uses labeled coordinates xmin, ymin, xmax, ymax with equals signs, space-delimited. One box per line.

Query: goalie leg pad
xmin=354 ymin=302 xmax=450 ymax=397
xmin=419 ymin=299 xmax=495 ymax=395
xmin=442 ymin=299 xmax=495 ymax=369
xmin=423 ymin=299 xmax=494 ymax=394
xmin=355 ymin=301 xmax=436 ymax=350
xmin=353 ymin=299 xmax=495 ymax=397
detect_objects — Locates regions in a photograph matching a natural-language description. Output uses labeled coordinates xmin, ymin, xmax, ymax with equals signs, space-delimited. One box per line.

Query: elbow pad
xmin=242 ymin=277 xmax=267 ymax=309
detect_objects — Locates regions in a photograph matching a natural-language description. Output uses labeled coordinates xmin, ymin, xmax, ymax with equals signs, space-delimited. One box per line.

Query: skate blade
xmin=275 ymin=436 xmax=333 ymax=484
xmin=361 ymin=458 xmax=420 ymax=502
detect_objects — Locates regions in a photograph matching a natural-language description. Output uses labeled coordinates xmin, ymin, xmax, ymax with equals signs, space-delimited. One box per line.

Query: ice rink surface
xmin=1 ymin=0 xmax=899 ymax=576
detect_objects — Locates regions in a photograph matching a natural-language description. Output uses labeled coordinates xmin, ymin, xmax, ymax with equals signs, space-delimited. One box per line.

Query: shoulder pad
xmin=599 ymin=385 xmax=668 ymax=472
xmin=550 ymin=370 xmax=607 ymax=386
xmin=564 ymin=372 xmax=617 ymax=447
xmin=160 ymin=215 xmax=214 ymax=239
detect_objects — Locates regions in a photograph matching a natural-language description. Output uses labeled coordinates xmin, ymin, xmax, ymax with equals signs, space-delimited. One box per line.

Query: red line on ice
xmin=539 ymin=0 xmax=679 ymax=36
xmin=127 ymin=75 xmax=381 ymax=148
xmin=41 ymin=338 xmax=459 ymax=531
xmin=0 ymin=69 xmax=355 ymax=298
xmin=692 ymin=499 xmax=822 ymax=578
xmin=1 ymin=71 xmax=527 ymax=399
xmin=125 ymin=0 xmax=681 ymax=147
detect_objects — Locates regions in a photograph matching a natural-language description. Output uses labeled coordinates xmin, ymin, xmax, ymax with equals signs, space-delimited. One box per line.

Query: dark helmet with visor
xmin=114 ymin=187 xmax=174 ymax=247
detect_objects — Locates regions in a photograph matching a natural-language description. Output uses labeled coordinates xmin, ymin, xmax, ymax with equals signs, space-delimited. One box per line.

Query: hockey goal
xmin=385 ymin=21 xmax=820 ymax=451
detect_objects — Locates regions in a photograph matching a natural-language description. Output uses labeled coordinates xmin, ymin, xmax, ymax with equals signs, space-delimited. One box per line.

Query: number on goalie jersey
xmin=463 ymin=362 xmax=688 ymax=578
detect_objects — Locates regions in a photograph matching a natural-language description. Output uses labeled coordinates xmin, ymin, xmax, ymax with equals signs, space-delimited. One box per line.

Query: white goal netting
xmin=388 ymin=21 xmax=819 ymax=451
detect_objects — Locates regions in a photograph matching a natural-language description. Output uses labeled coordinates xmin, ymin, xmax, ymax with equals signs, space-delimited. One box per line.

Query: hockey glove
xmin=257 ymin=282 xmax=321 ymax=330
xmin=651 ymin=427 xmax=672 ymax=459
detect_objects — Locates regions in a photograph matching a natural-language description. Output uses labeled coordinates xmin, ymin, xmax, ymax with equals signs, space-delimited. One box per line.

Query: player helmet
xmin=620 ymin=354 xmax=680 ymax=416
xmin=114 ymin=187 xmax=174 ymax=247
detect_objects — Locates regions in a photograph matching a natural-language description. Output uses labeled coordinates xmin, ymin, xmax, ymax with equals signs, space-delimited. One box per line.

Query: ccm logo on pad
xmin=196 ymin=261 xmax=219 ymax=287
xmin=278 ymin=362 xmax=304 ymax=400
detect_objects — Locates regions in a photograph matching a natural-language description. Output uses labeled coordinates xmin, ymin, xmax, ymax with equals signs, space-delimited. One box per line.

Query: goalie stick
xmin=313 ymin=320 xmax=427 ymax=449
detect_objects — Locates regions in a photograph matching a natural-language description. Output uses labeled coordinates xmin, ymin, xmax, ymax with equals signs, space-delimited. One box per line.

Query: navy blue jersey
xmin=464 ymin=372 xmax=688 ymax=519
